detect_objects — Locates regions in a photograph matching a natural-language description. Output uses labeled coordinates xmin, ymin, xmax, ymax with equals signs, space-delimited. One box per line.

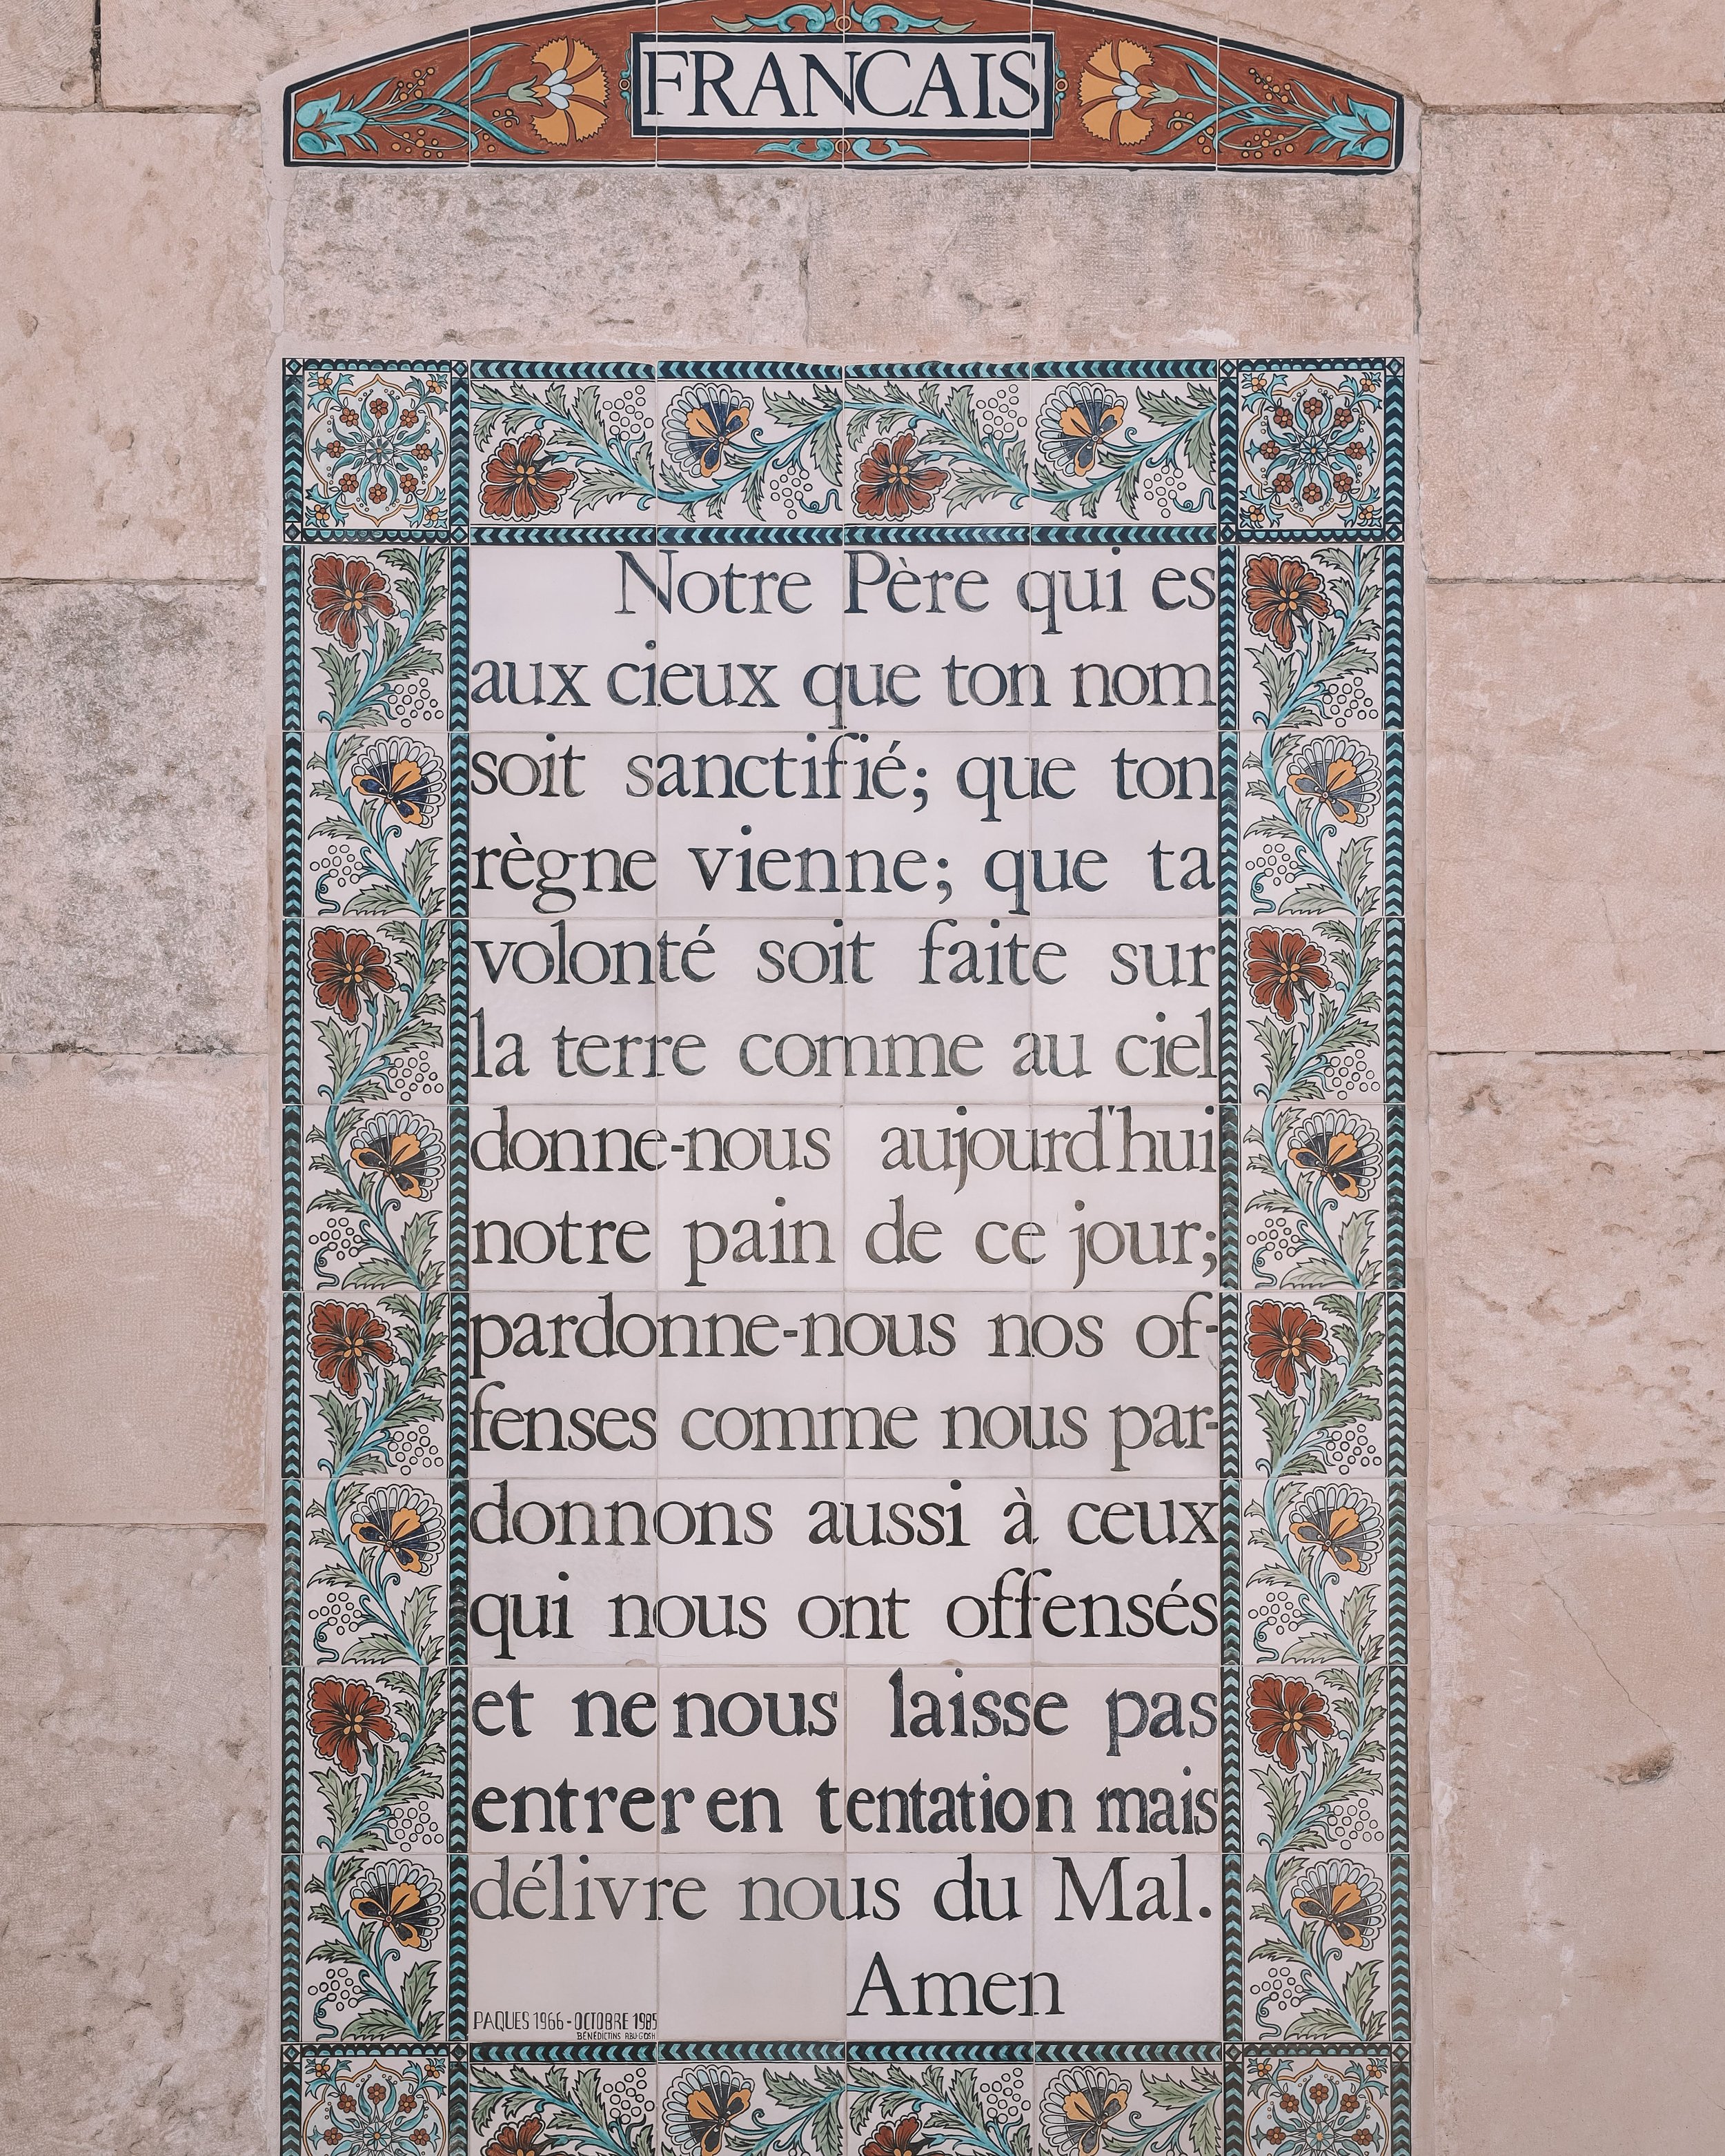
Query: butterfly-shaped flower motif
xmin=1285 ymin=734 xmax=1380 ymax=827
xmin=1040 ymin=2069 xmax=1130 ymax=2156
xmin=351 ymin=736 xmax=446 ymax=828
xmin=351 ymin=1111 xmax=444 ymax=1200
xmin=350 ymin=1859 xmax=444 ymax=1949
xmin=1289 ymin=1858 xmax=1385 ymax=1950
xmin=1287 ymin=1111 xmax=1381 ymax=1201
xmin=1286 ymin=1483 xmax=1384 ymax=1574
xmin=1037 ymin=388 xmax=1126 ymax=480
xmin=662 ymin=2069 xmax=753 ymax=2156
xmin=663 ymin=388 xmax=751 ymax=483
xmin=349 ymin=1483 xmax=445 ymax=1574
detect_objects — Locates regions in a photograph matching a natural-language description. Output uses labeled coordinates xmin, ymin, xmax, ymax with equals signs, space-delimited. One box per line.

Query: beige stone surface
xmin=1186 ymin=0 xmax=1725 ymax=107
xmin=108 ymin=0 xmax=1725 ymax=113
xmin=1428 ymin=1056 xmax=1725 ymax=1519
xmin=1428 ymin=583 xmax=1725 ymax=1051
xmin=1422 ymin=114 xmax=1725 ymax=581
xmin=0 ymin=114 xmax=269 ymax=582
xmin=805 ymin=171 xmax=1415 ymax=356
xmin=0 ymin=1525 xmax=269 ymax=2151
xmin=282 ymin=167 xmax=811 ymax=353
xmin=0 ymin=1054 xmax=269 ymax=1524
xmin=0 ymin=583 xmax=270 ymax=1055
xmin=1430 ymin=1521 xmax=1725 ymax=2150
xmin=103 ymin=0 xmax=454 ymax=108
xmin=283 ymin=166 xmax=1414 ymax=356
xmin=6 ymin=0 xmax=92 ymax=103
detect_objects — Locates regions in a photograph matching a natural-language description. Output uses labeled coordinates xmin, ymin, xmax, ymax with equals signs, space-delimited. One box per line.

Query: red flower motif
xmin=308 ymin=1300 xmax=397 ymax=1398
xmin=485 ymin=2124 xmax=546 ymax=2156
xmin=311 ymin=555 xmax=397 ymax=651
xmin=863 ymin=2122 xmax=926 ymax=2156
xmin=308 ymin=1675 xmax=396 ymax=1772
xmin=1245 ymin=927 xmax=1332 ymax=1022
xmin=308 ymin=927 xmax=396 ymax=1023
xmin=1244 ymin=554 xmax=1331 ymax=650
xmin=1249 ymin=1676 xmax=1334 ymax=1771
xmin=854 ymin=433 xmax=949 ymax=519
xmin=1246 ymin=1300 xmax=1332 ymax=1397
xmin=480 ymin=433 xmax=575 ymax=520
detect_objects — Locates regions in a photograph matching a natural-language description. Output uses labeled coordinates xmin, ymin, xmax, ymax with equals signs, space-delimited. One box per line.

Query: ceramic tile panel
xmin=282 ymin=10 xmax=1402 ymax=173
xmin=281 ymin=352 xmax=1406 ymax=2144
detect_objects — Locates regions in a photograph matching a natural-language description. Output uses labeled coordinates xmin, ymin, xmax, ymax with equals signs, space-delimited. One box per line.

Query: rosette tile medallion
xmin=284 ymin=6 xmax=1401 ymax=168
xmin=282 ymin=351 xmax=1408 ymax=2155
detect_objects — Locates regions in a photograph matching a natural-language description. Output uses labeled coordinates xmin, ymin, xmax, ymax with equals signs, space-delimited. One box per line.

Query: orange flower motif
xmin=310 ymin=555 xmax=397 ymax=650
xmin=854 ymin=433 xmax=948 ymax=519
xmin=1244 ymin=553 xmax=1331 ymax=649
xmin=1249 ymin=1675 xmax=1335 ymax=1771
xmin=506 ymin=39 xmax=607 ymax=144
xmin=1246 ymin=1299 xmax=1332 ymax=1397
xmin=308 ymin=927 xmax=396 ymax=1023
xmin=308 ymin=1300 xmax=397 ymax=1398
xmin=480 ymin=432 xmax=575 ymax=520
xmin=1245 ymin=927 xmax=1332 ymax=1022
xmin=308 ymin=1675 xmax=396 ymax=1772
xmin=1078 ymin=41 xmax=1179 ymax=144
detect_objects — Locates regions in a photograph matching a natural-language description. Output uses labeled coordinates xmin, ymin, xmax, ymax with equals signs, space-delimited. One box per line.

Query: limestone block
xmin=0 ymin=1054 xmax=269 ymax=1524
xmin=804 ymin=170 xmax=1416 ymax=356
xmin=0 ymin=1525 xmax=269 ymax=2153
xmin=1183 ymin=0 xmax=1724 ymax=107
xmin=0 ymin=114 xmax=270 ymax=582
xmin=112 ymin=0 xmax=1725 ymax=115
xmin=0 ymin=584 xmax=270 ymax=1056
xmin=1427 ymin=1055 xmax=1725 ymax=1516
xmin=282 ymin=167 xmax=811 ymax=353
xmin=1430 ymin=1521 xmax=1725 ymax=2150
xmin=6 ymin=0 xmax=93 ymax=103
xmin=1428 ymin=583 xmax=1725 ymax=1051
xmin=103 ymin=0 xmax=455 ymax=108
xmin=1422 ymin=115 xmax=1725 ymax=580
xmin=281 ymin=164 xmax=1413 ymax=358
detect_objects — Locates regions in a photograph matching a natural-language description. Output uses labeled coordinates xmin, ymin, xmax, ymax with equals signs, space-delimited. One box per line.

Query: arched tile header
xmin=285 ymin=5 xmax=1403 ymax=169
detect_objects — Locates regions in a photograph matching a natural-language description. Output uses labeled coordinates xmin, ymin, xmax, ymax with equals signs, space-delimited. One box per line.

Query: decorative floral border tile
xmin=459 ymin=362 xmax=1219 ymax=531
xmin=293 ymin=2050 xmax=456 ymax=2156
xmin=1236 ymin=1100 xmax=1389 ymax=1301
xmin=1225 ymin=362 xmax=1403 ymax=542
xmin=1232 ymin=541 xmax=1386 ymax=734
xmin=293 ymin=366 xmax=459 ymax=540
xmin=1238 ymin=711 xmax=1389 ymax=1111
xmin=1241 ymin=2053 xmax=1394 ymax=2152
xmin=298 ymin=1839 xmax=452 ymax=2044
xmin=1239 ymin=1851 xmax=1395 ymax=2044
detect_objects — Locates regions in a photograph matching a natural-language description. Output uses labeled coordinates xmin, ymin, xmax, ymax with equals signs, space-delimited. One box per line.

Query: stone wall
xmin=3 ymin=3 xmax=1721 ymax=2147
